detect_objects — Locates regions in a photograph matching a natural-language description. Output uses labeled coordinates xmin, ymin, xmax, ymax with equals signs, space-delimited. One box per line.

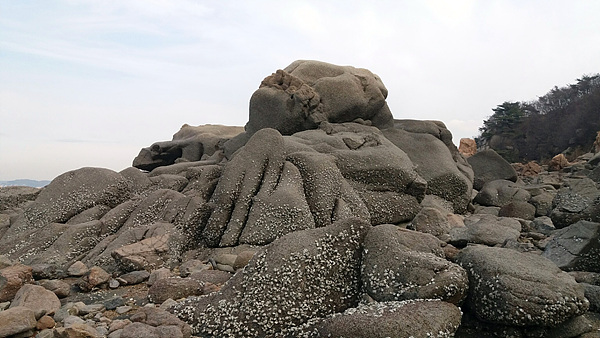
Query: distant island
xmin=0 ymin=179 xmax=50 ymax=188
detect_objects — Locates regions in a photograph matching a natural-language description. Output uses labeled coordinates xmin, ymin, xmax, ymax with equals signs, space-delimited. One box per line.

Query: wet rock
xmin=9 ymin=284 xmax=61 ymax=319
xmin=583 ymin=283 xmax=600 ymax=312
xmin=543 ymin=220 xmax=600 ymax=272
xmin=361 ymin=224 xmax=468 ymax=305
xmin=0 ymin=306 xmax=36 ymax=338
xmin=0 ymin=263 xmax=33 ymax=302
xmin=457 ymin=245 xmax=588 ymax=326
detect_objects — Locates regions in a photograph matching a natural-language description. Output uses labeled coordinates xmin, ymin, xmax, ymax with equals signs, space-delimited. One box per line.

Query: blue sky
xmin=1 ymin=0 xmax=599 ymax=180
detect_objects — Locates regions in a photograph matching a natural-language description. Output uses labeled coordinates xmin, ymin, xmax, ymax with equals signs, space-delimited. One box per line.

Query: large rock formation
xmin=3 ymin=60 xmax=600 ymax=337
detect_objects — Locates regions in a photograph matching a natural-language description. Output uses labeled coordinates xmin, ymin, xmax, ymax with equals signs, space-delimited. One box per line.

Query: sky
xmin=1 ymin=1 xmax=599 ymax=181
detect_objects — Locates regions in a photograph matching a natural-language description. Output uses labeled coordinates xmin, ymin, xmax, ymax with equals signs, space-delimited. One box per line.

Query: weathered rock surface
xmin=0 ymin=306 xmax=37 ymax=337
xmin=246 ymin=60 xmax=394 ymax=138
xmin=5 ymin=60 xmax=600 ymax=336
xmin=303 ymin=300 xmax=462 ymax=338
xmin=551 ymin=178 xmax=600 ymax=229
xmin=543 ymin=220 xmax=600 ymax=272
xmin=449 ymin=214 xmax=521 ymax=247
xmin=170 ymin=217 xmax=369 ymax=336
xmin=361 ymin=224 xmax=468 ymax=305
xmin=0 ymin=263 xmax=33 ymax=302
xmin=457 ymin=245 xmax=588 ymax=326
xmin=9 ymin=284 xmax=61 ymax=319
xmin=468 ymin=149 xmax=518 ymax=190
xmin=474 ymin=179 xmax=531 ymax=207
xmin=133 ymin=124 xmax=243 ymax=171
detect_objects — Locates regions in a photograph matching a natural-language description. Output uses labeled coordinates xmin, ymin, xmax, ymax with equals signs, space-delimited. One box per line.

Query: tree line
xmin=476 ymin=74 xmax=600 ymax=163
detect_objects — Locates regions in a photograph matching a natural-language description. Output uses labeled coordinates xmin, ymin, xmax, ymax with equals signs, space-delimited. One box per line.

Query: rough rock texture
xmin=0 ymin=168 xmax=131 ymax=264
xmin=550 ymin=178 xmax=600 ymax=229
xmin=133 ymin=124 xmax=243 ymax=171
xmin=9 ymin=284 xmax=61 ymax=319
xmin=361 ymin=224 xmax=468 ymax=305
xmin=468 ymin=149 xmax=518 ymax=190
xmin=449 ymin=214 xmax=521 ymax=247
xmin=148 ymin=277 xmax=204 ymax=304
xmin=459 ymin=138 xmax=477 ymax=157
xmin=303 ymin=300 xmax=462 ymax=338
xmin=382 ymin=120 xmax=473 ymax=213
xmin=170 ymin=217 xmax=370 ymax=336
xmin=245 ymin=60 xmax=394 ymax=139
xmin=543 ymin=220 xmax=600 ymax=272
xmin=474 ymin=179 xmax=531 ymax=207
xmin=0 ymin=263 xmax=33 ymax=302
xmin=457 ymin=245 xmax=588 ymax=326
xmin=0 ymin=306 xmax=37 ymax=338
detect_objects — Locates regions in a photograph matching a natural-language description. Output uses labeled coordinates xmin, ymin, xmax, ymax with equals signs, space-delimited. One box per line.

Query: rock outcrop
xmin=2 ymin=60 xmax=600 ymax=337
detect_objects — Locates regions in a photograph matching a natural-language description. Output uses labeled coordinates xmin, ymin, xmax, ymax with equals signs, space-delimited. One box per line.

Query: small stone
xmin=63 ymin=323 xmax=101 ymax=338
xmin=214 ymin=254 xmax=238 ymax=267
xmin=36 ymin=315 xmax=56 ymax=330
xmin=109 ymin=278 xmax=120 ymax=289
xmin=36 ymin=328 xmax=56 ymax=338
xmin=0 ymin=255 xmax=13 ymax=269
xmin=0 ymin=306 xmax=36 ymax=337
xmin=215 ymin=263 xmax=235 ymax=273
xmin=109 ymin=319 xmax=132 ymax=333
xmin=9 ymin=284 xmax=61 ymax=319
xmin=108 ymin=328 xmax=123 ymax=338
xmin=67 ymin=261 xmax=89 ymax=277
xmin=39 ymin=279 xmax=71 ymax=298
xmin=78 ymin=303 xmax=105 ymax=315
xmin=117 ymin=270 xmax=150 ymax=285
xmin=147 ymin=267 xmax=171 ymax=287
xmin=233 ymin=250 xmax=256 ymax=269
xmin=158 ymin=298 xmax=177 ymax=311
xmin=31 ymin=264 xmax=64 ymax=280
xmin=178 ymin=260 xmax=209 ymax=277
xmin=0 ymin=263 xmax=33 ymax=302
xmin=96 ymin=326 xmax=109 ymax=337
xmin=63 ymin=315 xmax=85 ymax=327
xmin=0 ymin=301 xmax=9 ymax=310
xmin=104 ymin=296 xmax=125 ymax=310
xmin=116 ymin=305 xmax=132 ymax=314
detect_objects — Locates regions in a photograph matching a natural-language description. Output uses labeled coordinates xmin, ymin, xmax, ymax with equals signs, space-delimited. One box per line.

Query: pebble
xmin=116 ymin=305 xmax=132 ymax=314
xmin=67 ymin=261 xmax=89 ymax=277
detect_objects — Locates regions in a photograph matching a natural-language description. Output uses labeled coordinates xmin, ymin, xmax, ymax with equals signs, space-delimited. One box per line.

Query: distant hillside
xmin=477 ymin=74 xmax=600 ymax=162
xmin=0 ymin=179 xmax=50 ymax=188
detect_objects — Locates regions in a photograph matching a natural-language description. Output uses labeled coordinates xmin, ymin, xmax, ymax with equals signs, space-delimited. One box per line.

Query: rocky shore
xmin=1 ymin=60 xmax=600 ymax=337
